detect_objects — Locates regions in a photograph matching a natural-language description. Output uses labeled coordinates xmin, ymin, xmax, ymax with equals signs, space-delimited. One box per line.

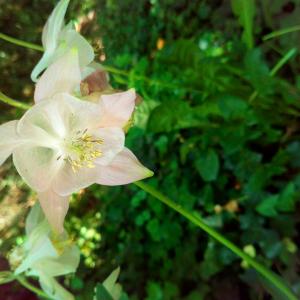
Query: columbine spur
xmin=31 ymin=0 xmax=94 ymax=82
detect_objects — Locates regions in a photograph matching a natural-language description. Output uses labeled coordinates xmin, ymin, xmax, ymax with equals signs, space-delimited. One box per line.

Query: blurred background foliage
xmin=1 ymin=0 xmax=300 ymax=299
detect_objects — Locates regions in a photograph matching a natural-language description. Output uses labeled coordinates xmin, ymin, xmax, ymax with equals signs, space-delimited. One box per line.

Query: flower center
xmin=63 ymin=129 xmax=103 ymax=172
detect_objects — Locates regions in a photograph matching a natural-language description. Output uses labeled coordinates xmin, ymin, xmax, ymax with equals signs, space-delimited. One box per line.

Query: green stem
xmin=0 ymin=33 xmax=43 ymax=52
xmin=16 ymin=275 xmax=53 ymax=299
xmin=0 ymin=32 xmax=202 ymax=94
xmin=134 ymin=181 xmax=298 ymax=300
xmin=263 ymin=25 xmax=300 ymax=41
xmin=0 ymin=91 xmax=31 ymax=110
xmin=249 ymin=48 xmax=297 ymax=103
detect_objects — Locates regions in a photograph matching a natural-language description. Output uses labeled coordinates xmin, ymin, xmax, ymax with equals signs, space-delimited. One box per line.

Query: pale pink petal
xmin=0 ymin=120 xmax=23 ymax=165
xmin=34 ymin=50 xmax=81 ymax=102
xmin=38 ymin=188 xmax=69 ymax=234
xmin=92 ymin=127 xmax=125 ymax=166
xmin=13 ymin=146 xmax=63 ymax=192
xmin=98 ymin=89 xmax=136 ymax=127
xmin=95 ymin=148 xmax=153 ymax=185
xmin=53 ymin=163 xmax=99 ymax=196
xmin=18 ymin=94 xmax=100 ymax=141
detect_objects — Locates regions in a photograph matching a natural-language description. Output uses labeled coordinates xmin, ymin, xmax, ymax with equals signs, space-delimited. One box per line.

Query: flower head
xmin=0 ymin=51 xmax=153 ymax=233
xmin=31 ymin=0 xmax=94 ymax=82
xmin=9 ymin=203 xmax=79 ymax=300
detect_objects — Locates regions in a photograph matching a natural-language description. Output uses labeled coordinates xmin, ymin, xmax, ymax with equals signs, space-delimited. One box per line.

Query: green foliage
xmin=231 ymin=0 xmax=256 ymax=48
xmin=1 ymin=0 xmax=300 ymax=300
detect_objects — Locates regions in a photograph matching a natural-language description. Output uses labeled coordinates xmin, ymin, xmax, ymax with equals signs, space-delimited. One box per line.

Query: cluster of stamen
xmin=65 ymin=129 xmax=103 ymax=172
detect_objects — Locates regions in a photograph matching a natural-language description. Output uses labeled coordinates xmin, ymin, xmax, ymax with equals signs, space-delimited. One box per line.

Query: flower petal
xmin=39 ymin=273 xmax=75 ymax=300
xmin=35 ymin=244 xmax=80 ymax=277
xmin=53 ymin=163 xmax=99 ymax=196
xmin=13 ymin=146 xmax=63 ymax=192
xmin=25 ymin=202 xmax=46 ymax=236
xmin=38 ymin=188 xmax=70 ymax=234
xmin=42 ymin=0 xmax=70 ymax=50
xmin=57 ymin=29 xmax=94 ymax=70
xmin=95 ymin=148 xmax=153 ymax=185
xmin=31 ymin=0 xmax=70 ymax=82
xmin=34 ymin=49 xmax=81 ymax=102
xmin=0 ymin=120 xmax=22 ymax=165
xmin=15 ymin=225 xmax=56 ymax=275
xmin=98 ymin=89 xmax=136 ymax=127
xmin=93 ymin=127 xmax=125 ymax=166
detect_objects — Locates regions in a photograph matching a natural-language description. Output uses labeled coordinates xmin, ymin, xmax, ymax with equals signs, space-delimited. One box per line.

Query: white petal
xmin=13 ymin=146 xmax=63 ymax=192
xmin=15 ymin=234 xmax=56 ymax=275
xmin=99 ymin=89 xmax=136 ymax=127
xmin=58 ymin=29 xmax=94 ymax=69
xmin=93 ymin=127 xmax=125 ymax=166
xmin=19 ymin=94 xmax=100 ymax=142
xmin=35 ymin=245 xmax=80 ymax=277
xmin=34 ymin=49 xmax=81 ymax=102
xmin=25 ymin=202 xmax=46 ymax=236
xmin=39 ymin=273 xmax=75 ymax=300
xmin=31 ymin=0 xmax=70 ymax=82
xmin=31 ymin=53 xmax=53 ymax=83
xmin=38 ymin=188 xmax=70 ymax=234
xmin=0 ymin=120 xmax=22 ymax=165
xmin=95 ymin=148 xmax=153 ymax=185
xmin=53 ymin=163 xmax=99 ymax=196
xmin=42 ymin=0 xmax=70 ymax=50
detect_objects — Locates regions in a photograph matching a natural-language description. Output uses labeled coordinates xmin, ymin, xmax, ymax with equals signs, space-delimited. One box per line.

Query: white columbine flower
xmin=0 ymin=49 xmax=153 ymax=233
xmin=31 ymin=0 xmax=94 ymax=82
xmin=9 ymin=203 xmax=80 ymax=300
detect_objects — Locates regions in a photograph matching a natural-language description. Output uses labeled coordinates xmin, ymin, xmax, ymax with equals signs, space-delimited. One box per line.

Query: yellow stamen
xmin=66 ymin=131 xmax=103 ymax=172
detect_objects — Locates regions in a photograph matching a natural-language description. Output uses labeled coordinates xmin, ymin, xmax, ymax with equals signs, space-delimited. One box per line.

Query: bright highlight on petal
xmin=34 ymin=50 xmax=81 ymax=102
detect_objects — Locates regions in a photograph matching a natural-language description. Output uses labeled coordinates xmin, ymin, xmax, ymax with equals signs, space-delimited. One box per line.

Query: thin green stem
xmin=0 ymin=32 xmax=202 ymax=94
xmin=249 ymin=48 xmax=297 ymax=103
xmin=134 ymin=181 xmax=298 ymax=300
xmin=16 ymin=275 xmax=53 ymax=299
xmin=0 ymin=33 xmax=43 ymax=52
xmin=263 ymin=25 xmax=300 ymax=41
xmin=0 ymin=91 xmax=31 ymax=110
xmin=269 ymin=48 xmax=297 ymax=76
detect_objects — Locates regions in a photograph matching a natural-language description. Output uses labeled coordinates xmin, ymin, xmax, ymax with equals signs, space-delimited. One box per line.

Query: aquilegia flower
xmin=9 ymin=203 xmax=79 ymax=300
xmin=31 ymin=0 xmax=94 ymax=82
xmin=0 ymin=49 xmax=153 ymax=233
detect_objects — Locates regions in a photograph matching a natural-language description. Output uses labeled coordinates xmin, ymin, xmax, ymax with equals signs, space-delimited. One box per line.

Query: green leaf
xmin=217 ymin=95 xmax=248 ymax=120
xmin=276 ymin=183 xmax=296 ymax=212
xmin=147 ymin=100 xmax=204 ymax=133
xmin=256 ymin=195 xmax=278 ymax=217
xmin=231 ymin=0 xmax=256 ymax=48
xmin=96 ymin=284 xmax=114 ymax=300
xmin=196 ymin=149 xmax=220 ymax=182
